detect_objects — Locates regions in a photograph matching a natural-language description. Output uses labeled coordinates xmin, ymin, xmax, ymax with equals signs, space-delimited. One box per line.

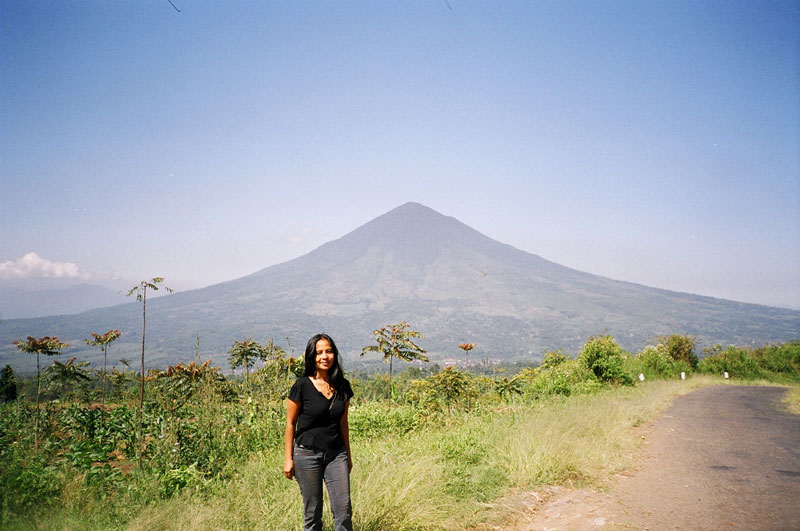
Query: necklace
xmin=312 ymin=376 xmax=333 ymax=398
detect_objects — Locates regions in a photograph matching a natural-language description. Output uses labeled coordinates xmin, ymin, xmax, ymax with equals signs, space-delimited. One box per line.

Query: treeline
xmin=1 ymin=331 xmax=798 ymax=528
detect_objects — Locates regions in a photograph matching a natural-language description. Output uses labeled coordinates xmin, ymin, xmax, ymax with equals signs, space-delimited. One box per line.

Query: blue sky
xmin=1 ymin=0 xmax=798 ymax=309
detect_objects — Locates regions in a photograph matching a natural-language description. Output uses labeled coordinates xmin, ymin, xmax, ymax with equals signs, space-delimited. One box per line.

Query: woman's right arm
xmin=284 ymin=399 xmax=300 ymax=479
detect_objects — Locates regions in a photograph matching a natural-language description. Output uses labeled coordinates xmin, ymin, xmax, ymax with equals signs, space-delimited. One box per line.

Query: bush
xmin=751 ymin=342 xmax=800 ymax=376
xmin=699 ymin=342 xmax=800 ymax=380
xmin=0 ymin=366 xmax=17 ymax=402
xmin=578 ymin=335 xmax=633 ymax=385
xmin=541 ymin=350 xmax=567 ymax=369
xmin=698 ymin=346 xmax=764 ymax=379
xmin=522 ymin=360 xmax=603 ymax=398
xmin=636 ymin=344 xmax=690 ymax=379
xmin=0 ymin=438 xmax=61 ymax=515
xmin=658 ymin=334 xmax=698 ymax=368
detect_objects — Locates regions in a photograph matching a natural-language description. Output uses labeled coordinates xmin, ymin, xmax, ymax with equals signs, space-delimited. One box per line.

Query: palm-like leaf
xmin=361 ymin=321 xmax=428 ymax=392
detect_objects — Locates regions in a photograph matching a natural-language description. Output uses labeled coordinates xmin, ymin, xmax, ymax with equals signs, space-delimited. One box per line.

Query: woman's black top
xmin=289 ymin=376 xmax=353 ymax=451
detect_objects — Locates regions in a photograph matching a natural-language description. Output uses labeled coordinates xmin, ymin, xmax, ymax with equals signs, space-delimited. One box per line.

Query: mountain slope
xmin=1 ymin=202 xmax=798 ymax=372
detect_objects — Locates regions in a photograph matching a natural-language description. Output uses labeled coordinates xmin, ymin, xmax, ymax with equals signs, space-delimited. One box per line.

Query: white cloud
xmin=0 ymin=252 xmax=90 ymax=280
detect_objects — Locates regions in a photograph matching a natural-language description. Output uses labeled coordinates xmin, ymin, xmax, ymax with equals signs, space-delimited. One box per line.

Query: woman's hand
xmin=283 ymin=458 xmax=294 ymax=480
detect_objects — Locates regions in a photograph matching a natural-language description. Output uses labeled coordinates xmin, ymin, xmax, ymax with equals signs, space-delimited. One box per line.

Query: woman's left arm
xmin=340 ymin=399 xmax=352 ymax=472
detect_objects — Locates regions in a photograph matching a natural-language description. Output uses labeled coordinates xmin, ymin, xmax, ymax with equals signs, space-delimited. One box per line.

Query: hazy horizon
xmin=2 ymin=1 xmax=798 ymax=310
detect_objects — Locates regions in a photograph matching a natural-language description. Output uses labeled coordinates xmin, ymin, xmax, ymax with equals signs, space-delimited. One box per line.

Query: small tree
xmin=458 ymin=343 xmax=476 ymax=367
xmin=228 ymin=338 xmax=267 ymax=387
xmin=85 ymin=329 xmax=121 ymax=409
xmin=361 ymin=321 xmax=428 ymax=392
xmin=13 ymin=335 xmax=68 ymax=448
xmin=110 ymin=363 xmax=135 ymax=401
xmin=430 ymin=367 xmax=469 ymax=415
xmin=458 ymin=343 xmax=476 ymax=411
xmin=0 ymin=365 xmax=17 ymax=402
xmin=658 ymin=334 xmax=698 ymax=368
xmin=578 ymin=335 xmax=633 ymax=385
xmin=127 ymin=277 xmax=172 ymax=466
xmin=127 ymin=278 xmax=173 ymax=411
xmin=159 ymin=360 xmax=225 ymax=411
xmin=495 ymin=375 xmax=523 ymax=403
xmin=542 ymin=349 xmax=567 ymax=369
xmin=44 ymin=357 xmax=92 ymax=401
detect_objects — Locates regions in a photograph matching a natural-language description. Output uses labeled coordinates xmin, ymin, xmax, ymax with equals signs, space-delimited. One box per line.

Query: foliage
xmin=524 ymin=359 xmax=603 ymax=398
xmin=155 ymin=360 xmax=232 ymax=411
xmin=348 ymin=402 xmax=426 ymax=439
xmin=458 ymin=343 xmax=476 ymax=366
xmin=429 ymin=367 xmax=469 ymax=414
xmin=227 ymin=338 xmax=268 ymax=383
xmin=542 ymin=349 xmax=567 ymax=369
xmin=696 ymin=342 xmax=800 ymax=380
xmin=13 ymin=335 xmax=68 ymax=447
xmin=85 ymin=329 xmax=122 ymax=408
xmin=635 ymin=344 xmax=692 ymax=379
xmin=495 ymin=376 xmax=523 ymax=402
xmin=127 ymin=277 xmax=173 ymax=465
xmin=0 ymin=365 xmax=17 ymax=402
xmin=361 ymin=321 xmax=428 ymax=389
xmin=2 ymin=332 xmax=798 ymax=529
xmin=12 ymin=335 xmax=68 ymax=357
xmin=578 ymin=335 xmax=633 ymax=385
xmin=109 ymin=362 xmax=137 ymax=402
xmin=658 ymin=334 xmax=698 ymax=368
xmin=748 ymin=341 xmax=800 ymax=376
xmin=43 ymin=357 xmax=92 ymax=400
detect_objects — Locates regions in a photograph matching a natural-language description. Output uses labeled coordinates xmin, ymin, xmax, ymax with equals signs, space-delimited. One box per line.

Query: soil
xmin=504 ymin=385 xmax=800 ymax=531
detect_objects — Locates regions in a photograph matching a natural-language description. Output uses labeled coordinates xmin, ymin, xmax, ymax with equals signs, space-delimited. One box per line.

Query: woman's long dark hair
xmin=303 ymin=333 xmax=346 ymax=399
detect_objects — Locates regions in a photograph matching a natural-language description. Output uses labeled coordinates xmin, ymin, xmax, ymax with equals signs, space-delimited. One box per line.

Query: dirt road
xmin=517 ymin=385 xmax=800 ymax=530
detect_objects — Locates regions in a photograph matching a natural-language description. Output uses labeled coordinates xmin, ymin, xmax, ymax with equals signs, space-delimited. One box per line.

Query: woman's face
xmin=314 ymin=338 xmax=335 ymax=372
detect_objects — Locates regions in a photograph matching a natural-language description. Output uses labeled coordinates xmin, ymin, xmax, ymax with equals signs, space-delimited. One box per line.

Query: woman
xmin=284 ymin=333 xmax=354 ymax=531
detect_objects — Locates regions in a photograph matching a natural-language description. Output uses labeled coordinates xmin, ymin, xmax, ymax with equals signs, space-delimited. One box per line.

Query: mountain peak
xmin=387 ymin=201 xmax=439 ymax=214
xmin=333 ymin=201 xmax=480 ymax=253
xmin=374 ymin=202 xmax=452 ymax=225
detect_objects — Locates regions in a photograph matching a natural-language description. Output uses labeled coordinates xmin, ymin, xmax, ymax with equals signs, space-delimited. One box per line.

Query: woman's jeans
xmin=293 ymin=444 xmax=352 ymax=531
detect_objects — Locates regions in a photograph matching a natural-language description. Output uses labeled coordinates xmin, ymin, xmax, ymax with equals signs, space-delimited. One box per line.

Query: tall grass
xmin=115 ymin=378 xmax=712 ymax=531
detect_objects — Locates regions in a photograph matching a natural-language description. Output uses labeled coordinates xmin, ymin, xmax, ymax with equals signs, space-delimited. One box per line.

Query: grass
xmin=4 ymin=368 xmax=795 ymax=530
xmin=782 ymin=384 xmax=800 ymax=414
xmin=115 ymin=377 xmax=716 ymax=530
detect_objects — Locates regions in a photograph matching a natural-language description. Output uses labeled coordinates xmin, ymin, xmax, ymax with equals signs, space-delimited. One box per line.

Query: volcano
xmin=2 ymin=202 xmax=798 ymax=371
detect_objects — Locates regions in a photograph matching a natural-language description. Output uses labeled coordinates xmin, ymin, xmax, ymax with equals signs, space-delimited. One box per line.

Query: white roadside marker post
xmin=681 ymin=372 xmax=686 ymax=380
xmin=638 ymin=373 xmax=645 ymax=382
xmin=724 ymin=371 xmax=729 ymax=379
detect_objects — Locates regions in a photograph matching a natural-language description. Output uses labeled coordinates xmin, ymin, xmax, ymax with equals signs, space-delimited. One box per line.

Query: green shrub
xmin=658 ymin=334 xmax=698 ymax=368
xmin=751 ymin=342 xmax=800 ymax=376
xmin=698 ymin=346 xmax=764 ymax=379
xmin=578 ymin=335 xmax=633 ymax=385
xmin=1 ymin=365 xmax=18 ymax=402
xmin=636 ymin=344 xmax=690 ymax=379
xmin=0 ymin=440 xmax=61 ymax=516
xmin=542 ymin=350 xmax=567 ymax=369
xmin=524 ymin=360 xmax=603 ymax=398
